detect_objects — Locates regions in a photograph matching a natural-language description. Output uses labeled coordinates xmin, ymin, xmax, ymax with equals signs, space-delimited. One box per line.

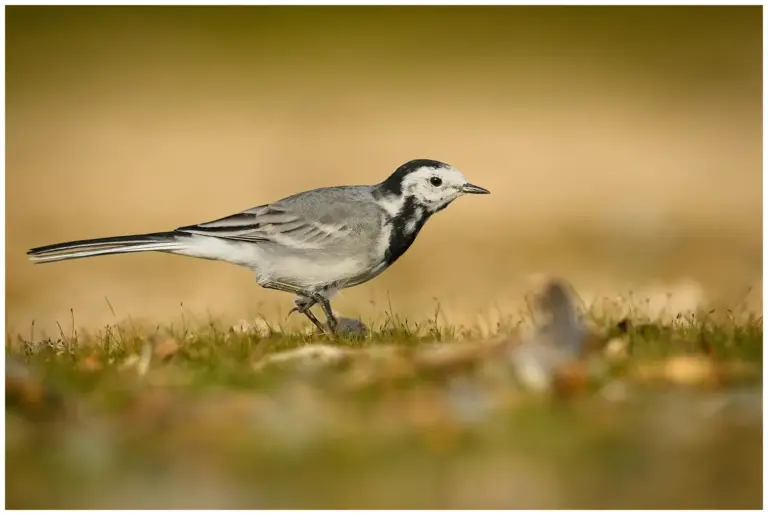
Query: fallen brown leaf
xmin=79 ymin=354 xmax=103 ymax=372
xmin=118 ymin=354 xmax=140 ymax=372
xmin=154 ymin=337 xmax=181 ymax=361
xmin=6 ymin=357 xmax=62 ymax=418
xmin=602 ymin=337 xmax=630 ymax=364
xmin=552 ymin=360 xmax=591 ymax=398
xmin=663 ymin=355 xmax=719 ymax=387
xmin=631 ymin=355 xmax=720 ymax=387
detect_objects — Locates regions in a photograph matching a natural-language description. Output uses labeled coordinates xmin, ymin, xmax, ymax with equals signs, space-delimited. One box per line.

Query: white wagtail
xmin=27 ymin=159 xmax=490 ymax=333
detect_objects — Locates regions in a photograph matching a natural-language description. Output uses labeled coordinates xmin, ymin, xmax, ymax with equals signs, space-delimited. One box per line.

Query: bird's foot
xmin=287 ymin=298 xmax=327 ymax=333
xmin=289 ymin=296 xmax=314 ymax=313
xmin=286 ymin=294 xmax=349 ymax=337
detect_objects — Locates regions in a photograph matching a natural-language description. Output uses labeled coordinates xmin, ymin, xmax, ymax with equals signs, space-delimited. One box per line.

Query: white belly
xmin=174 ymin=234 xmax=388 ymax=292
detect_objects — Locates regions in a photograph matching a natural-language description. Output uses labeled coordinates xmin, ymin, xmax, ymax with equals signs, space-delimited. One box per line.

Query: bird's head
xmin=379 ymin=159 xmax=490 ymax=214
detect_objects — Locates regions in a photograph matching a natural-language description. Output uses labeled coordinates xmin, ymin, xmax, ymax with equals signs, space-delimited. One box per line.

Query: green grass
xmin=5 ymin=307 xmax=763 ymax=509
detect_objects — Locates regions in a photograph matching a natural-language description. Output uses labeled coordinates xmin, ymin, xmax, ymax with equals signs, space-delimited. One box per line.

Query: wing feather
xmin=176 ymin=204 xmax=352 ymax=249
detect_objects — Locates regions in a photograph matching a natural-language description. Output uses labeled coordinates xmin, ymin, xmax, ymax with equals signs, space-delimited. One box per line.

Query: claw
xmin=286 ymin=299 xmax=312 ymax=320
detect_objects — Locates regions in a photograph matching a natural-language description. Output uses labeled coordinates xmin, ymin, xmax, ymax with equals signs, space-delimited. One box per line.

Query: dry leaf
xmin=119 ymin=354 xmax=140 ymax=372
xmin=602 ymin=337 xmax=630 ymax=363
xmin=137 ymin=342 xmax=153 ymax=376
xmin=154 ymin=338 xmax=181 ymax=361
xmin=6 ymin=358 xmax=61 ymax=416
xmin=552 ymin=361 xmax=591 ymax=398
xmin=631 ymin=355 xmax=720 ymax=387
xmin=663 ymin=355 xmax=718 ymax=386
xmin=252 ymin=344 xmax=350 ymax=372
xmin=414 ymin=341 xmax=495 ymax=373
xmin=580 ymin=331 xmax=609 ymax=356
xmin=79 ymin=354 xmax=103 ymax=372
xmin=6 ymin=372 xmax=45 ymax=410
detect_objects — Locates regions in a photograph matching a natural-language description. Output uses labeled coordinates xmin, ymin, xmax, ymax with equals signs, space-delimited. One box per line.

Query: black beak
xmin=460 ymin=183 xmax=490 ymax=195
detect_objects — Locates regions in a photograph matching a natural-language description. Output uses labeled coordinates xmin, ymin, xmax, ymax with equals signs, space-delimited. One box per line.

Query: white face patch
xmin=400 ymin=165 xmax=470 ymax=213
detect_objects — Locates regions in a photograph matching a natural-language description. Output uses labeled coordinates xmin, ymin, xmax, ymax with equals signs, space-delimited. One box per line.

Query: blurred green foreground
xmin=6 ymin=297 xmax=762 ymax=509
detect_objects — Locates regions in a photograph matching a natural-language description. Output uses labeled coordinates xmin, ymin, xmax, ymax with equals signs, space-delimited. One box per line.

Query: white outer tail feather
xmin=27 ymin=232 xmax=260 ymax=268
xmin=28 ymin=241 xmax=187 ymax=263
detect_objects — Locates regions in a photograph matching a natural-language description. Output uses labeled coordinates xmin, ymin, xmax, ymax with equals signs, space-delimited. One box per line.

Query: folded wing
xmin=176 ymin=204 xmax=353 ymax=250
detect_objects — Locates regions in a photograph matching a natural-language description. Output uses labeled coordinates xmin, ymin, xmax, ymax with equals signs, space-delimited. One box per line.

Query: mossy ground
xmin=5 ymin=307 xmax=763 ymax=509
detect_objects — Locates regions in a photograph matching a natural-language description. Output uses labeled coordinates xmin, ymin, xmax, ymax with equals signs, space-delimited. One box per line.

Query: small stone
xmin=334 ymin=317 xmax=369 ymax=337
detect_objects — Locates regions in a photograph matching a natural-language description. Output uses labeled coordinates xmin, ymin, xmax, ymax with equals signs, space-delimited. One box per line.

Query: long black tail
xmin=27 ymin=232 xmax=185 ymax=264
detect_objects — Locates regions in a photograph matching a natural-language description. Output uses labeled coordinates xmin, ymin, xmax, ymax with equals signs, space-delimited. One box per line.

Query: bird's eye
xmin=429 ymin=176 xmax=443 ymax=187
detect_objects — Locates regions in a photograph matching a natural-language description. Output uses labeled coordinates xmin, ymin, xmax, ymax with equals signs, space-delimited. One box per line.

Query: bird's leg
xmin=260 ymin=281 xmax=326 ymax=333
xmin=290 ymin=292 xmax=338 ymax=334
xmin=288 ymin=296 xmax=325 ymax=332
xmin=298 ymin=306 xmax=325 ymax=333
xmin=310 ymin=293 xmax=338 ymax=333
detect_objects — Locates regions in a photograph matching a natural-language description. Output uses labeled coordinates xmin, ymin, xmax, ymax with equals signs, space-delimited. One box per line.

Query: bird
xmin=27 ymin=158 xmax=490 ymax=334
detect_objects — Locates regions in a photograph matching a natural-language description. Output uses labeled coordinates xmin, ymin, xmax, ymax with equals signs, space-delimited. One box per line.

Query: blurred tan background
xmin=6 ymin=6 xmax=762 ymax=336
